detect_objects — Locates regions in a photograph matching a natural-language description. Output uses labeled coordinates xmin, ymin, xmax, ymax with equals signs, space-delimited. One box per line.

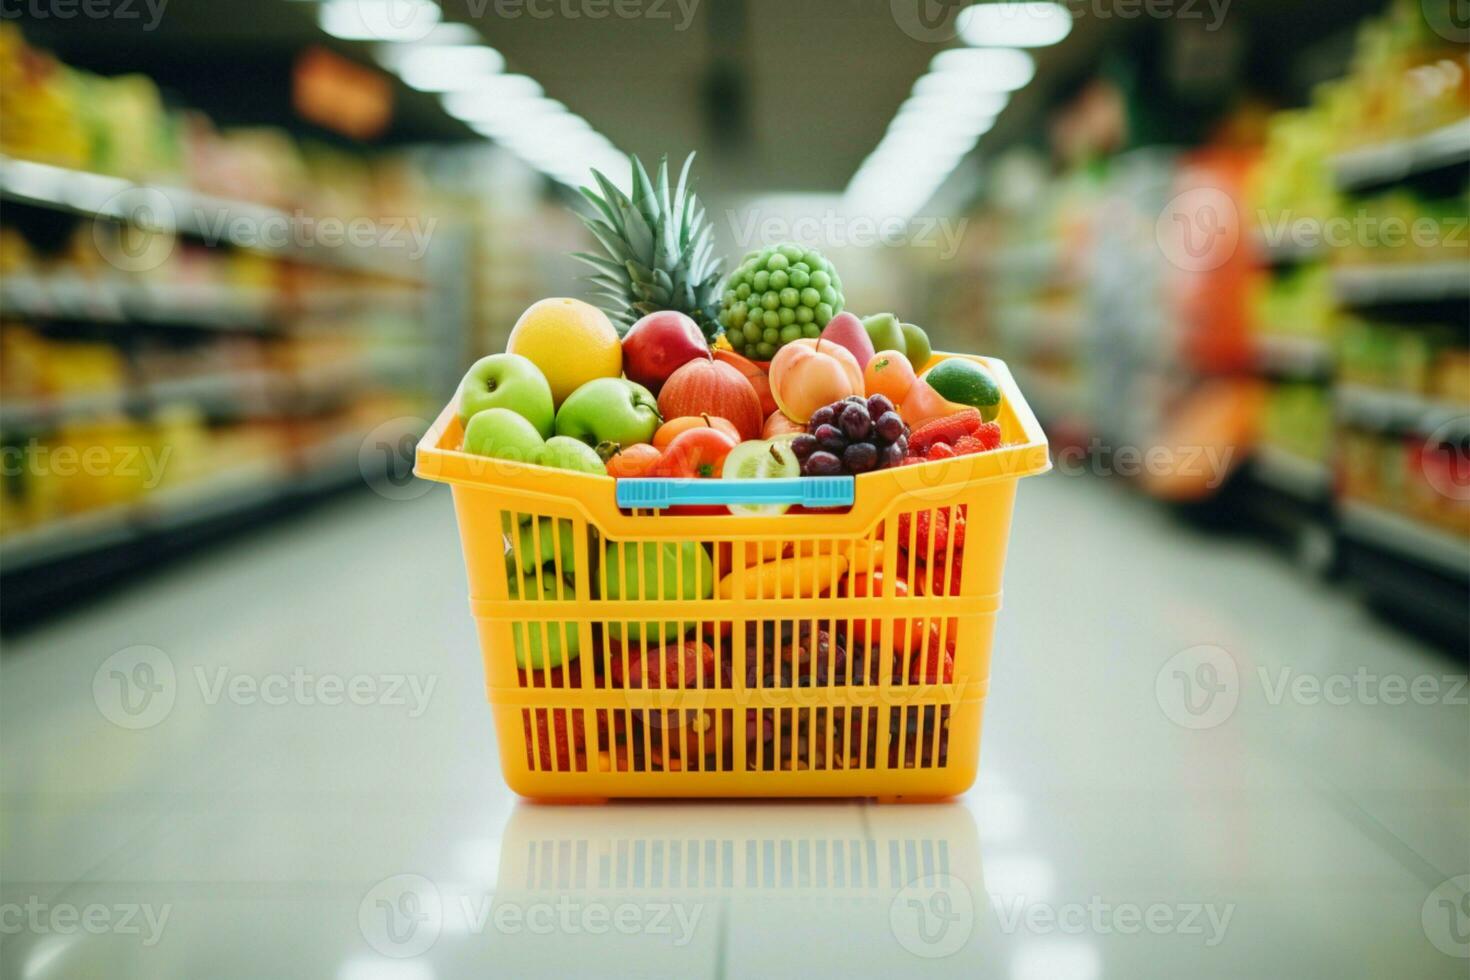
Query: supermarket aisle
xmin=1 ymin=474 xmax=1466 ymax=979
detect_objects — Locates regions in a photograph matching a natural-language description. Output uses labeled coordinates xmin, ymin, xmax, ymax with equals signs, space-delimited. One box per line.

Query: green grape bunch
xmin=717 ymin=243 xmax=845 ymax=360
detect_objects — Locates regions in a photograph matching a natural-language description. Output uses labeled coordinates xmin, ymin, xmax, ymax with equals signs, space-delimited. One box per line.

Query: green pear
xmin=900 ymin=322 xmax=932 ymax=370
xmin=862 ymin=313 xmax=907 ymax=361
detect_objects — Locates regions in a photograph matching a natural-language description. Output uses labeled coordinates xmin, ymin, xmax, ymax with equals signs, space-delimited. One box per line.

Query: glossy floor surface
xmin=2 ymin=474 xmax=1466 ymax=978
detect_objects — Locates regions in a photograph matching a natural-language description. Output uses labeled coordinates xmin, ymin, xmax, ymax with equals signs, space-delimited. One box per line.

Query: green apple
xmin=509 ymin=517 xmax=580 ymax=576
xmin=462 ymin=407 xmax=545 ymax=463
xmin=507 ymin=566 xmax=579 ymax=668
xmin=600 ymin=540 xmax=713 ymax=642
xmin=538 ymin=436 xmax=607 ymax=475
xmin=861 ymin=312 xmax=907 ymax=359
xmin=554 ymin=378 xmax=661 ymax=448
xmin=457 ymin=353 xmax=555 ymax=437
xmin=900 ymin=322 xmax=932 ymax=370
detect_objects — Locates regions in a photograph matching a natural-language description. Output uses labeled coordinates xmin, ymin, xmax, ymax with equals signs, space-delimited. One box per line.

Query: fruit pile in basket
xmin=453 ymin=153 xmax=1007 ymax=516
xmin=444 ymin=154 xmax=1014 ymax=774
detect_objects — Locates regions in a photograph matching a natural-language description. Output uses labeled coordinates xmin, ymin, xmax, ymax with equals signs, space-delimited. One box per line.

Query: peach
xmin=767 ymin=338 xmax=864 ymax=423
xmin=761 ymin=410 xmax=806 ymax=439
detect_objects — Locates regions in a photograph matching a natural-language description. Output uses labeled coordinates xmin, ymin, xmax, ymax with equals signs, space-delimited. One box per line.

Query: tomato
xmin=653 ymin=414 xmax=742 ymax=450
xmin=605 ymin=443 xmax=662 ymax=478
xmin=652 ymin=428 xmax=737 ymax=479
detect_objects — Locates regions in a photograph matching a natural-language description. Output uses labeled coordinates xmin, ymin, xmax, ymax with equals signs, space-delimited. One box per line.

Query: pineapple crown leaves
xmin=571 ymin=152 xmax=724 ymax=338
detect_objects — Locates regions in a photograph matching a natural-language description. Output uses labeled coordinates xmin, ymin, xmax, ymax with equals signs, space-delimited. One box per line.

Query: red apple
xmin=621 ymin=311 xmax=711 ymax=394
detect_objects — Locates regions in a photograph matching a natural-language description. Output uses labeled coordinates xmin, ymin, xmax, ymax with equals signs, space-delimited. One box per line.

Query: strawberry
xmin=926 ymin=442 xmax=956 ymax=460
xmin=896 ymin=507 xmax=965 ymax=557
xmin=524 ymin=708 xmax=585 ymax=771
xmin=907 ymin=629 xmax=955 ymax=685
xmin=951 ymin=435 xmax=983 ymax=454
xmin=908 ymin=409 xmax=984 ymax=454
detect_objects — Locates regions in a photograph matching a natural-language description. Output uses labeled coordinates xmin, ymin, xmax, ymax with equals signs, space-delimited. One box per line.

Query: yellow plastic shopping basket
xmin=416 ymin=353 xmax=1049 ymax=801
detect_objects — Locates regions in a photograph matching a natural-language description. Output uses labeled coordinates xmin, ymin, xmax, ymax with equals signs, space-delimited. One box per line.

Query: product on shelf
xmin=0 ymin=20 xmax=439 ymax=566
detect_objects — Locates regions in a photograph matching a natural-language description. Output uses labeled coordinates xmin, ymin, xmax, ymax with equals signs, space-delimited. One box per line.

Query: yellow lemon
xmin=506 ymin=298 xmax=622 ymax=404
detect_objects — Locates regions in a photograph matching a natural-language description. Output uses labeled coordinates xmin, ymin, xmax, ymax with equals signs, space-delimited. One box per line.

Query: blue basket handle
xmin=616 ymin=477 xmax=854 ymax=511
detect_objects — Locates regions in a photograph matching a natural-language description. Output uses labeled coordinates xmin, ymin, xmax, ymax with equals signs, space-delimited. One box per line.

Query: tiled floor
xmin=2 ymin=474 xmax=1466 ymax=978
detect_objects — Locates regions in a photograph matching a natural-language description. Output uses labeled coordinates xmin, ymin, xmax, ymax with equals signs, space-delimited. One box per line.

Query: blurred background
xmin=0 ymin=1 xmax=1466 ymax=977
xmin=1 ymin=0 xmax=1465 ymax=637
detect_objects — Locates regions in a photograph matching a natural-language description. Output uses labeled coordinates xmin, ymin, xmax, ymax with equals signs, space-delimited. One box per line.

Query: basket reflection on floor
xmin=417 ymin=354 xmax=1049 ymax=799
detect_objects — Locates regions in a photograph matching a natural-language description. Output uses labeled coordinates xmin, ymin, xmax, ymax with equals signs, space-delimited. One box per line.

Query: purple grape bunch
xmin=789 ymin=395 xmax=910 ymax=476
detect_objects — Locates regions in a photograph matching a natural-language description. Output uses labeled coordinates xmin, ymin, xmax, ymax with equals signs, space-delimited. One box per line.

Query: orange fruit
xmin=864 ymin=349 xmax=916 ymax=404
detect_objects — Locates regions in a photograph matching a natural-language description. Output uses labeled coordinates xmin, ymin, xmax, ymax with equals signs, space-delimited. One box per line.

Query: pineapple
xmin=572 ymin=153 xmax=723 ymax=340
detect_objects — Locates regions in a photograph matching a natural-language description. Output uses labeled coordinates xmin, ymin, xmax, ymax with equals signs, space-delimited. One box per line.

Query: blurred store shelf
xmin=1332 ymin=262 xmax=1470 ymax=306
xmin=1255 ymin=334 xmax=1334 ymax=380
xmin=0 ymin=418 xmax=425 ymax=576
xmin=0 ymin=276 xmax=281 ymax=328
xmin=1335 ymin=383 xmax=1468 ymax=435
xmin=1253 ymin=444 xmax=1332 ymax=502
xmin=1340 ymin=500 xmax=1469 ymax=578
xmin=0 ymin=155 xmax=425 ymax=283
xmin=1330 ymin=118 xmax=1470 ymax=192
xmin=0 ymin=501 xmax=138 ymax=573
xmin=0 ymin=389 xmax=133 ymax=430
